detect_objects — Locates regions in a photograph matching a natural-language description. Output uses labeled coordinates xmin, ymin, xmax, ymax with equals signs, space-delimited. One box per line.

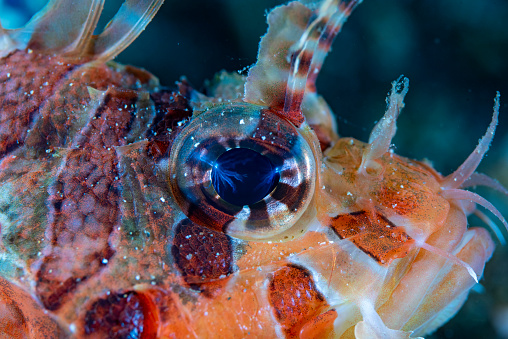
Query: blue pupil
xmin=211 ymin=148 xmax=280 ymax=206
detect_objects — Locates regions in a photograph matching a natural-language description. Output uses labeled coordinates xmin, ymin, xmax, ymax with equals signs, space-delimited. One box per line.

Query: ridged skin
xmin=0 ymin=1 xmax=505 ymax=338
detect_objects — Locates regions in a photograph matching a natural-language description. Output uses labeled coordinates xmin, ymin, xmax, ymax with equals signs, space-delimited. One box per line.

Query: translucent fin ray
xmin=475 ymin=209 xmax=506 ymax=245
xmin=418 ymin=241 xmax=478 ymax=283
xmin=441 ymin=188 xmax=508 ymax=235
xmin=24 ymin=0 xmax=105 ymax=54
xmin=355 ymin=299 xmax=421 ymax=339
xmin=301 ymin=0 xmax=362 ymax=93
xmin=91 ymin=0 xmax=164 ymax=62
xmin=0 ymin=21 xmax=18 ymax=57
xmin=461 ymin=172 xmax=508 ymax=196
xmin=244 ymin=1 xmax=313 ymax=126
xmin=359 ymin=76 xmax=409 ymax=175
xmin=0 ymin=0 xmax=163 ymax=62
xmin=442 ymin=92 xmax=500 ymax=189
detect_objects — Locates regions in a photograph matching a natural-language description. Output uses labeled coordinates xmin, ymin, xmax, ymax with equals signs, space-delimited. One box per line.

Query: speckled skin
xmin=0 ymin=1 xmax=506 ymax=338
xmin=0 ymin=43 xmax=329 ymax=339
xmin=0 ymin=49 xmax=187 ymax=335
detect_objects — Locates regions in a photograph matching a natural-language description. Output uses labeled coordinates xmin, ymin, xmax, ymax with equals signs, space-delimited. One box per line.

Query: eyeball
xmin=168 ymin=103 xmax=316 ymax=241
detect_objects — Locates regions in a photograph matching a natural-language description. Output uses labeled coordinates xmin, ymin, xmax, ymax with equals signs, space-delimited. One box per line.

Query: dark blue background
xmin=2 ymin=1 xmax=507 ymax=338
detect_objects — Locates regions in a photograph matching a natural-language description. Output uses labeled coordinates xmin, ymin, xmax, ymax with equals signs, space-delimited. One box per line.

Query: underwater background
xmin=1 ymin=0 xmax=507 ymax=338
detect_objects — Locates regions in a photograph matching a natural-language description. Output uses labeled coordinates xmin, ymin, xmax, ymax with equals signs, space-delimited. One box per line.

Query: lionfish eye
xmin=169 ymin=103 xmax=316 ymax=241
xmin=211 ymin=148 xmax=280 ymax=206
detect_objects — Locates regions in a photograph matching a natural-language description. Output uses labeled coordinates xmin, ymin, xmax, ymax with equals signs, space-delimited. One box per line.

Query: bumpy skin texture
xmin=0 ymin=49 xmax=192 ymax=336
xmin=0 ymin=1 xmax=503 ymax=338
xmin=0 ymin=48 xmax=495 ymax=338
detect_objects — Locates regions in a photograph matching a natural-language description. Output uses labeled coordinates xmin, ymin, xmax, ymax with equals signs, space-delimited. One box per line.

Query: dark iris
xmin=211 ymin=148 xmax=280 ymax=206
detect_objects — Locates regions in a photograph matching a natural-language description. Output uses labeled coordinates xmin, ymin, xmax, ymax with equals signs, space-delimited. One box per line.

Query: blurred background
xmin=1 ymin=0 xmax=507 ymax=338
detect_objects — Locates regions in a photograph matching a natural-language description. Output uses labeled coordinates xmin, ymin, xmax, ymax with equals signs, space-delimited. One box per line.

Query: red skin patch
xmin=269 ymin=264 xmax=328 ymax=338
xmin=83 ymin=291 xmax=158 ymax=339
xmin=0 ymin=50 xmax=153 ymax=159
xmin=329 ymin=211 xmax=415 ymax=265
xmin=36 ymin=90 xmax=139 ymax=310
xmin=0 ymin=51 xmax=79 ymax=156
xmin=171 ymin=219 xmax=234 ymax=289
xmin=146 ymin=89 xmax=193 ymax=159
xmin=0 ymin=283 xmax=28 ymax=337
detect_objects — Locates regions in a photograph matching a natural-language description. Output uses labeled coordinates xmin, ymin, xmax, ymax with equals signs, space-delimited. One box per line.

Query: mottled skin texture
xmin=0 ymin=47 xmax=330 ymax=337
xmin=269 ymin=265 xmax=328 ymax=338
xmin=0 ymin=1 xmax=505 ymax=338
xmin=0 ymin=49 xmax=498 ymax=339
xmin=0 ymin=49 xmax=187 ymax=336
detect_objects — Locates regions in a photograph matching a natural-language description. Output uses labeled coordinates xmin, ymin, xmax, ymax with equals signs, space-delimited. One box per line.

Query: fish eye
xmin=168 ymin=103 xmax=316 ymax=241
xmin=211 ymin=147 xmax=280 ymax=206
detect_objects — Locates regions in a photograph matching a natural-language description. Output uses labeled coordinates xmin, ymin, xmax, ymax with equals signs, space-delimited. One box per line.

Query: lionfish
xmin=0 ymin=0 xmax=506 ymax=338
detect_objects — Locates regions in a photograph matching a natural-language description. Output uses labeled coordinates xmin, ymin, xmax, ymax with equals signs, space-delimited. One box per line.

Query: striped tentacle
xmin=284 ymin=0 xmax=362 ymax=115
xmin=245 ymin=0 xmax=361 ymax=127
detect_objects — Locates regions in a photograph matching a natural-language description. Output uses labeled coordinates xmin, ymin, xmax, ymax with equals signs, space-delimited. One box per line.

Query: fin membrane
xmin=0 ymin=0 xmax=163 ymax=62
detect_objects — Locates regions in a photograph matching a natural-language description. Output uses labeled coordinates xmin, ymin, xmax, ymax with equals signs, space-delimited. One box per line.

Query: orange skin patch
xmin=235 ymin=231 xmax=330 ymax=271
xmin=320 ymin=138 xmax=450 ymax=263
xmin=328 ymin=211 xmax=415 ymax=265
xmin=299 ymin=309 xmax=339 ymax=339
xmin=0 ymin=276 xmax=63 ymax=337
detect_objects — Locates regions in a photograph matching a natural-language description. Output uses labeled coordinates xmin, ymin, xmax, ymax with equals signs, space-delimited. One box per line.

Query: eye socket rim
xmin=168 ymin=103 xmax=316 ymax=241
